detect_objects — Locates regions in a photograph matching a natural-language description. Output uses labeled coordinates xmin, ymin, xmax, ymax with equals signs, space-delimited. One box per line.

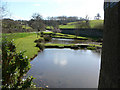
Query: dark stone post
xmin=98 ymin=2 xmax=120 ymax=88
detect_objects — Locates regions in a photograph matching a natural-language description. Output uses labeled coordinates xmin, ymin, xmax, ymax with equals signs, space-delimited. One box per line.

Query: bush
xmin=43 ymin=35 xmax=52 ymax=41
xmin=2 ymin=39 xmax=35 ymax=89
xmin=34 ymin=38 xmax=44 ymax=43
xmin=36 ymin=43 xmax=45 ymax=51
xmin=40 ymin=32 xmax=44 ymax=37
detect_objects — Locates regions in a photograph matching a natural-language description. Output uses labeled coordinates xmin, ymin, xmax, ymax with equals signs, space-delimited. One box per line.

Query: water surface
xmin=27 ymin=48 xmax=101 ymax=88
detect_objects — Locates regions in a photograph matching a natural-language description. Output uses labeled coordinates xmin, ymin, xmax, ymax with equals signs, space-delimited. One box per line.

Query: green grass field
xmin=14 ymin=34 xmax=39 ymax=59
xmin=3 ymin=32 xmax=39 ymax=59
xmin=46 ymin=20 xmax=104 ymax=29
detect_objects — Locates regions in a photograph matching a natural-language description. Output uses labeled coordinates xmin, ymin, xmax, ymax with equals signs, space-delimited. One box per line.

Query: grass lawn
xmin=3 ymin=32 xmax=40 ymax=59
xmin=2 ymin=32 xmax=36 ymax=40
xmin=14 ymin=34 xmax=39 ymax=59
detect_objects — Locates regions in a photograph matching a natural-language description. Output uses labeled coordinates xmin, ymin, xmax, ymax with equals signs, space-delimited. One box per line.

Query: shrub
xmin=43 ymin=35 xmax=52 ymax=41
xmin=40 ymin=32 xmax=44 ymax=37
xmin=36 ymin=43 xmax=45 ymax=51
xmin=2 ymin=39 xmax=35 ymax=89
xmin=34 ymin=38 xmax=44 ymax=43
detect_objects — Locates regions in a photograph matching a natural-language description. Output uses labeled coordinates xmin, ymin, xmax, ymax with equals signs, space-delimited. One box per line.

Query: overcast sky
xmin=3 ymin=0 xmax=104 ymax=20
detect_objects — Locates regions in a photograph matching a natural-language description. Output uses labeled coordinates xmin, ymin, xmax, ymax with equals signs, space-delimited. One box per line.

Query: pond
xmin=47 ymin=38 xmax=100 ymax=45
xmin=26 ymin=48 xmax=101 ymax=88
xmin=47 ymin=38 xmax=85 ymax=44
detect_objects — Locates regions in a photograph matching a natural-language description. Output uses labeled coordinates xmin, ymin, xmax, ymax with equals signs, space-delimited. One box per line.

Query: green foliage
xmin=43 ymin=35 xmax=52 ymax=41
xmin=36 ymin=43 xmax=45 ymax=51
xmin=2 ymin=39 xmax=35 ymax=89
xmin=34 ymin=38 xmax=44 ymax=43
xmin=2 ymin=19 xmax=22 ymax=33
xmin=29 ymin=13 xmax=45 ymax=32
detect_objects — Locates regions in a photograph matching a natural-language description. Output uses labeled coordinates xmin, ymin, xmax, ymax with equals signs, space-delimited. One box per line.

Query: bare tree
xmin=76 ymin=15 xmax=90 ymax=29
xmin=94 ymin=13 xmax=101 ymax=20
xmin=0 ymin=2 xmax=9 ymax=18
xmin=47 ymin=17 xmax=60 ymax=33
xmin=30 ymin=13 xmax=45 ymax=37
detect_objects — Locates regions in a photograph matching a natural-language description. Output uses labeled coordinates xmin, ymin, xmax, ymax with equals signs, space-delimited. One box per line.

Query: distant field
xmin=22 ymin=25 xmax=33 ymax=29
xmin=46 ymin=20 xmax=104 ymax=29
xmin=89 ymin=20 xmax=104 ymax=28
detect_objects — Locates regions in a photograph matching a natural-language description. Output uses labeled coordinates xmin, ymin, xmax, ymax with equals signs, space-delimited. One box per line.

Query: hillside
xmin=46 ymin=20 xmax=104 ymax=29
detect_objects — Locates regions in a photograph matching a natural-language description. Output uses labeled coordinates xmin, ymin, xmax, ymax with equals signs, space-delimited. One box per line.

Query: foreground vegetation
xmin=2 ymin=39 xmax=35 ymax=89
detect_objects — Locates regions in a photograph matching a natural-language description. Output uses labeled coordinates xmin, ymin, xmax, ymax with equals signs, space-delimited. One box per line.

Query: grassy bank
xmin=44 ymin=43 xmax=102 ymax=50
xmin=42 ymin=31 xmax=88 ymax=40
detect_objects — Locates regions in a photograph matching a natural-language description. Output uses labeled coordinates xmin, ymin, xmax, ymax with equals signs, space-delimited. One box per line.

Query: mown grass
xmin=3 ymin=32 xmax=39 ymax=59
xmin=14 ymin=34 xmax=40 ymax=59
xmin=2 ymin=32 xmax=36 ymax=40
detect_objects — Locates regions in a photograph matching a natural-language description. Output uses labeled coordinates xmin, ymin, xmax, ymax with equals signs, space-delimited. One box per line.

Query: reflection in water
xmin=54 ymin=56 xmax=67 ymax=66
xmin=27 ymin=49 xmax=101 ymax=88
xmin=54 ymin=52 xmax=68 ymax=66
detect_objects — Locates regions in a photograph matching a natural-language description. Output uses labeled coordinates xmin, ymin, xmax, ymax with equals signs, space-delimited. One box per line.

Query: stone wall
xmin=60 ymin=28 xmax=103 ymax=38
xmin=98 ymin=2 xmax=120 ymax=88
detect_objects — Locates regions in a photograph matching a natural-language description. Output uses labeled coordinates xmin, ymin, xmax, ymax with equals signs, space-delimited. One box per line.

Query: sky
xmin=3 ymin=0 xmax=104 ymax=20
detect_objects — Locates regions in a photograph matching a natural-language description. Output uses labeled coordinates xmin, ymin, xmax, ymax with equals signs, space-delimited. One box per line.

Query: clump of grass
xmin=42 ymin=31 xmax=54 ymax=35
xmin=87 ymin=47 xmax=96 ymax=50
